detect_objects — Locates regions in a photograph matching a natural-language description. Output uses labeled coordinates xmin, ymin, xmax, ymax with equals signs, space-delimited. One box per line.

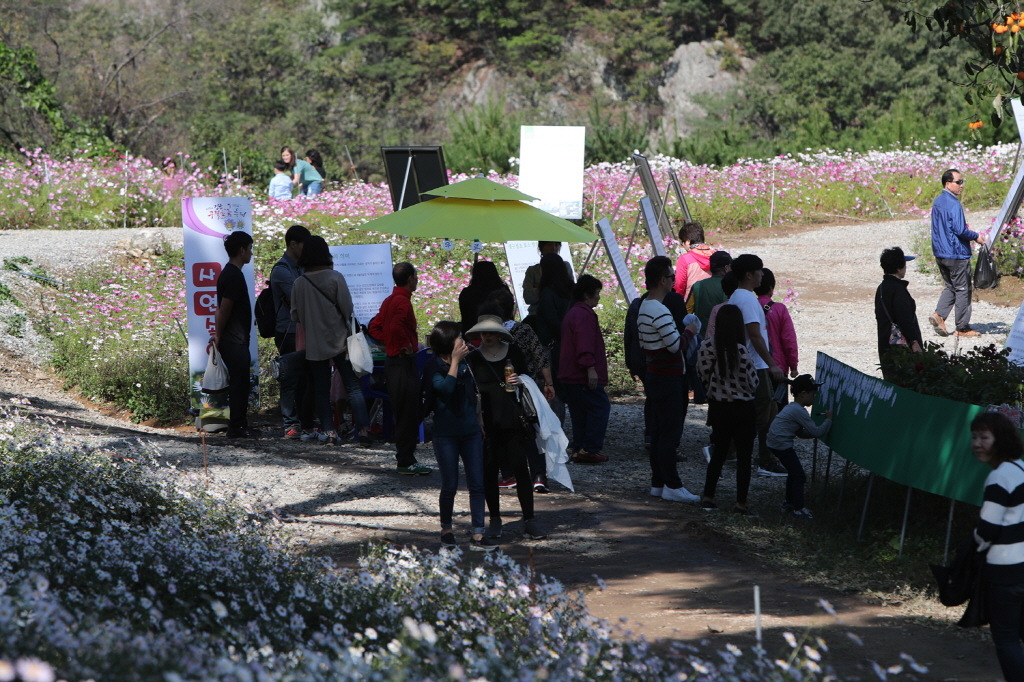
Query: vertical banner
xmin=518 ymin=126 xmax=586 ymax=219
xmin=640 ymin=197 xmax=666 ymax=257
xmin=504 ymin=241 xmax=577 ymax=319
xmin=183 ymin=197 xmax=258 ymax=418
xmin=595 ymin=218 xmax=638 ymax=302
xmin=328 ymin=244 xmax=394 ymax=324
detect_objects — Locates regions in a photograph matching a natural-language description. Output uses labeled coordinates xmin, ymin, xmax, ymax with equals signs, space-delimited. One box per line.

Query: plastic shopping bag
xmin=201 ymin=343 xmax=230 ymax=393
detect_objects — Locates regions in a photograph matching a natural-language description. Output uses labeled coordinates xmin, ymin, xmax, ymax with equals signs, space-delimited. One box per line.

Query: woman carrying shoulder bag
xmin=290 ymin=236 xmax=370 ymax=444
xmin=873 ymin=246 xmax=923 ymax=382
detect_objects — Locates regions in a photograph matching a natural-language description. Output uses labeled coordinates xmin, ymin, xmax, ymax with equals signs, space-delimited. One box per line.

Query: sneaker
xmin=701 ymin=499 xmax=718 ymax=510
xmin=571 ymin=450 xmax=609 ymax=464
xmin=226 ymin=427 xmax=261 ymax=439
xmin=440 ymin=532 xmax=458 ymax=549
xmin=703 ymin=445 xmax=714 ymax=463
xmin=954 ymin=327 xmax=981 ymax=338
xmin=284 ymin=427 xmax=302 ymax=440
xmin=650 ymin=486 xmax=664 ymax=497
xmin=396 ymin=464 xmax=433 ymax=476
xmin=524 ymin=519 xmax=547 ymax=540
xmin=470 ymin=536 xmax=499 ymax=552
xmin=662 ymin=486 xmax=700 ymax=503
xmin=498 ymin=476 xmax=518 ymax=489
xmin=757 ymin=463 xmax=788 ymax=477
xmin=533 ymin=475 xmax=549 ymax=494
xmin=929 ymin=312 xmax=948 ymax=337
xmin=487 ymin=518 xmax=503 ymax=538
xmin=300 ymin=429 xmax=322 ymax=442
xmin=790 ymin=508 xmax=814 ymax=520
xmin=318 ymin=431 xmax=340 ymax=445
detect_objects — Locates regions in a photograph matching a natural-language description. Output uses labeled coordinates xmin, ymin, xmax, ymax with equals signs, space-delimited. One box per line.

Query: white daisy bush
xmin=0 ymin=411 xmax=924 ymax=680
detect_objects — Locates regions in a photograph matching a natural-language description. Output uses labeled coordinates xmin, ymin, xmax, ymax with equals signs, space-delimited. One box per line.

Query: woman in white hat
xmin=466 ymin=314 xmax=547 ymax=541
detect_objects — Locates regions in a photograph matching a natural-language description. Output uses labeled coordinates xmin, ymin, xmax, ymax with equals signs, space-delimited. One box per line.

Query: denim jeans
xmin=990 ymin=582 xmax=1024 ymax=682
xmin=218 ymin=340 xmax=251 ymax=429
xmin=274 ymin=332 xmax=312 ymax=429
xmin=769 ymin=446 xmax=806 ymax=510
xmin=309 ymin=355 xmax=369 ymax=435
xmin=302 ymin=181 xmax=323 ymax=196
xmin=645 ymin=373 xmax=686 ymax=489
xmin=434 ymin=431 xmax=486 ymax=533
xmin=563 ymin=383 xmax=611 ymax=453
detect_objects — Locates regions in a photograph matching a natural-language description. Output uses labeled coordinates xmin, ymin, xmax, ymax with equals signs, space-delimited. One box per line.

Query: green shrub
xmin=445 ymin=97 xmax=522 ymax=175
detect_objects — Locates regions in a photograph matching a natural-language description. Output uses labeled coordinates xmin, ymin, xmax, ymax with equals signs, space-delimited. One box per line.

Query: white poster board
xmin=328 ymin=244 xmax=394 ymax=325
xmin=504 ymin=241 xmax=576 ymax=318
xmin=518 ymin=126 xmax=586 ymax=219
xmin=640 ymin=196 xmax=666 ymax=257
xmin=1006 ymin=299 xmax=1024 ymax=366
xmin=985 ymin=98 xmax=1024 ymax=246
xmin=183 ymin=197 xmax=258 ymax=418
xmin=595 ymin=218 xmax=638 ymax=302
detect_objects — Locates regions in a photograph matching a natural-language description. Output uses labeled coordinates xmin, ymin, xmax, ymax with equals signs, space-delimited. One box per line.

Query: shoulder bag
xmin=879 ymin=292 xmax=907 ymax=347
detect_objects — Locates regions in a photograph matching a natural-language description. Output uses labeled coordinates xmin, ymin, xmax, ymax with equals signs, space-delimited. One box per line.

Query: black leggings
xmin=703 ymin=399 xmax=756 ymax=505
xmin=484 ymin=427 xmax=534 ymax=521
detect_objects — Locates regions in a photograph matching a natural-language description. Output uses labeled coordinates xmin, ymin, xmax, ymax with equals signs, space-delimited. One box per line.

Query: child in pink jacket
xmin=755 ymin=268 xmax=798 ymax=405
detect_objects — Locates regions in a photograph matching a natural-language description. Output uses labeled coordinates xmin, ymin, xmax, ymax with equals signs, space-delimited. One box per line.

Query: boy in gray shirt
xmin=767 ymin=374 xmax=833 ymax=519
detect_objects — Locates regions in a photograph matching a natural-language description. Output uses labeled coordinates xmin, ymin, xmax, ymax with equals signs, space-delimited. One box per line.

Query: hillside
xmin=0 ymin=0 xmax=1016 ymax=179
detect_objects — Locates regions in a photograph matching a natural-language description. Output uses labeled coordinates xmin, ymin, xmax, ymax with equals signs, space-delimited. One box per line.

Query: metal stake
xmin=898 ymin=487 xmax=913 ymax=559
xmin=944 ymin=499 xmax=956 ymax=565
xmin=821 ymin=448 xmax=834 ymax=502
xmin=623 ymin=211 xmax=643 ymax=264
xmin=835 ymin=459 xmax=851 ymax=517
xmin=579 ymin=239 xmax=601 ymax=275
xmin=858 ymin=473 xmax=875 ymax=542
xmin=754 ymin=585 xmax=762 ymax=645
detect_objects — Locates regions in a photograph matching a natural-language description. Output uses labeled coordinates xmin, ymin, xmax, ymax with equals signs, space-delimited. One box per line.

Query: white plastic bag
xmin=201 ymin=343 xmax=230 ymax=393
xmin=347 ymin=317 xmax=374 ymax=378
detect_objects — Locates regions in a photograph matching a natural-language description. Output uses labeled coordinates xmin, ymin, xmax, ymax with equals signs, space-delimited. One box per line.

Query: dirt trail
xmin=0 ymin=214 xmax=1017 ymax=680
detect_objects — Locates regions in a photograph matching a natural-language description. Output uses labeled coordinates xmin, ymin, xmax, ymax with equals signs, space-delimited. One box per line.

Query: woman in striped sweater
xmin=973 ymin=411 xmax=1024 ymax=681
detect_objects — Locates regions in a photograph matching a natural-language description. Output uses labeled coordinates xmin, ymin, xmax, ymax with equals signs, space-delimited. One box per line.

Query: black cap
xmin=790 ymin=374 xmax=824 ymax=395
xmin=709 ymin=251 xmax=733 ymax=270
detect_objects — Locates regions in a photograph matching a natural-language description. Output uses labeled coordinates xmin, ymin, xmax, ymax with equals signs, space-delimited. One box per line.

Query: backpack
xmin=254 ymin=263 xmax=285 ymax=339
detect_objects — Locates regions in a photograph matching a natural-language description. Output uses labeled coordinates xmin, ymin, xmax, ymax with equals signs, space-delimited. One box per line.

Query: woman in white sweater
xmin=290 ymin=236 xmax=369 ymax=444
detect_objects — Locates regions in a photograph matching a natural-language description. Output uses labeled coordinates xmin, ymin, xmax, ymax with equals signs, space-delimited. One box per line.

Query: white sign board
xmin=183 ymin=197 xmax=258 ymax=418
xmin=1006 ymin=299 xmax=1024 ymax=366
xmin=640 ymin=196 xmax=666 ymax=257
xmin=504 ymin=241 xmax=576 ymax=318
xmin=596 ymin=218 xmax=638 ymax=302
xmin=328 ymin=244 xmax=394 ymax=325
xmin=518 ymin=126 xmax=586 ymax=219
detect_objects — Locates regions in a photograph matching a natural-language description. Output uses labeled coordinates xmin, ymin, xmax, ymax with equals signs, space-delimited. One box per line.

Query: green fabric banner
xmin=814 ymin=353 xmax=989 ymax=507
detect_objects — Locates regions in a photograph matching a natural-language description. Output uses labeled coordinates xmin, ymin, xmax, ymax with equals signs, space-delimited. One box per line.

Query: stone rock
xmin=657 ymin=40 xmax=755 ymax=144
xmin=130 ymin=229 xmax=168 ymax=256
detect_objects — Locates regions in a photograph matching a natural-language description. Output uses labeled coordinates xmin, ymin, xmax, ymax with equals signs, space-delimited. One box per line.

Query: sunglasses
xmin=951 ymin=179 xmax=965 ymax=185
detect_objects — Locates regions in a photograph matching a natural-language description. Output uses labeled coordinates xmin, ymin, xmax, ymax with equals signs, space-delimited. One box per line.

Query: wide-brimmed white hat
xmin=464 ymin=314 xmax=513 ymax=342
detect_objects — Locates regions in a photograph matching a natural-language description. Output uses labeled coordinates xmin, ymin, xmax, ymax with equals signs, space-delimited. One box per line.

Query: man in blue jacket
xmin=929 ymin=168 xmax=987 ymax=338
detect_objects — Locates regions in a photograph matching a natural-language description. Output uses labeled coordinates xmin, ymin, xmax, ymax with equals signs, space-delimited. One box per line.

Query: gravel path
xmin=0 ymin=217 xmax=1014 ymax=676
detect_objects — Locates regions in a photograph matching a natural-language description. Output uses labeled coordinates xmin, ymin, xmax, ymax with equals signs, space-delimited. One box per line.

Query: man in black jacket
xmin=874 ymin=246 xmax=923 ymax=382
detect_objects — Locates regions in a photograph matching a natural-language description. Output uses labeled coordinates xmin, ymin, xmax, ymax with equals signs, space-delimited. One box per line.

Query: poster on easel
xmin=983 ymin=98 xmax=1024 ymax=246
xmin=328 ymin=244 xmax=394 ymax=325
xmin=633 ymin=153 xmax=671 ymax=234
xmin=1006 ymin=299 xmax=1024 ymax=366
xmin=595 ymin=218 xmax=638 ymax=302
xmin=518 ymin=126 xmax=586 ymax=219
xmin=640 ymin=197 xmax=667 ymax=257
xmin=183 ymin=197 xmax=259 ymax=419
xmin=505 ymin=241 xmax=577 ymax=318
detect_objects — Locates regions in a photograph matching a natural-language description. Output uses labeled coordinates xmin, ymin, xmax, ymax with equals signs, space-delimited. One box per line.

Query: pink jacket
xmin=674 ymin=245 xmax=715 ymax=300
xmin=757 ymin=295 xmax=798 ymax=374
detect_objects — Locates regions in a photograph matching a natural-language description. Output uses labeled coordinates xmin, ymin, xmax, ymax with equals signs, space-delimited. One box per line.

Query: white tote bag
xmin=347 ymin=317 xmax=374 ymax=378
xmin=201 ymin=343 xmax=230 ymax=393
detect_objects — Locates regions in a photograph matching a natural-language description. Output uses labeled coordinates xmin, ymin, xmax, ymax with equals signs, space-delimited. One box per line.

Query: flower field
xmin=0 ymin=412 xmax=927 ymax=680
xmin=30 ymin=141 xmax=1023 ymax=421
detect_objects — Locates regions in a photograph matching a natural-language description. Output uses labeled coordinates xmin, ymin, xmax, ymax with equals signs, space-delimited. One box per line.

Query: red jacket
xmin=558 ymin=302 xmax=608 ymax=385
xmin=369 ymin=287 xmax=417 ymax=357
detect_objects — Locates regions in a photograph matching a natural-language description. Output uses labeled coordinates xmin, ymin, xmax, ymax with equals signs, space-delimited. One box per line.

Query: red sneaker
xmin=498 ymin=476 xmax=517 ymax=489
xmin=571 ymin=450 xmax=608 ymax=464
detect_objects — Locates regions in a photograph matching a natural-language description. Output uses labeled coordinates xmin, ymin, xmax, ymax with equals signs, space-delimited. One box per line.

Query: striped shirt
xmin=638 ymin=298 xmax=691 ymax=376
xmin=976 ymin=459 xmax=1024 ymax=584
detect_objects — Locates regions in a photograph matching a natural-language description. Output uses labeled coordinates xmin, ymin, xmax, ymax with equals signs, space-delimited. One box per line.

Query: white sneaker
xmin=650 ymin=487 xmax=664 ymax=497
xmin=703 ymin=445 xmax=713 ymax=463
xmin=756 ymin=466 xmax=788 ymax=478
xmin=791 ymin=508 xmax=814 ymax=519
xmin=662 ymin=486 xmax=700 ymax=503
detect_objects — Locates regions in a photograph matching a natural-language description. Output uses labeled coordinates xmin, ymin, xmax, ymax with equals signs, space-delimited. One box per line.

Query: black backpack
xmin=254 ymin=263 xmax=284 ymax=339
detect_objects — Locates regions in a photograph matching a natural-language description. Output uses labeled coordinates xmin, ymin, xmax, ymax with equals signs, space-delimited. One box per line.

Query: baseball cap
xmin=790 ymin=374 xmax=824 ymax=395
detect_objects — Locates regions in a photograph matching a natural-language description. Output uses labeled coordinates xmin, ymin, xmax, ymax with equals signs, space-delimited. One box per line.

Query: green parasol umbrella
xmin=354 ymin=177 xmax=596 ymax=243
